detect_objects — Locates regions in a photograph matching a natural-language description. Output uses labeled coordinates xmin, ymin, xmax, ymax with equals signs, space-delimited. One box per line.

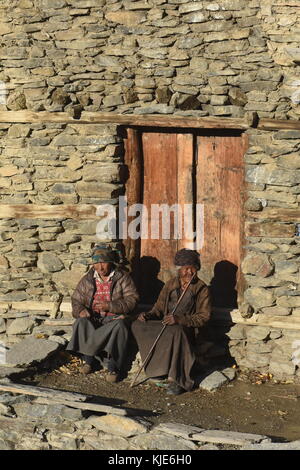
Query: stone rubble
xmin=199 ymin=370 xmax=230 ymax=392
xmin=0 ymin=385 xmax=298 ymax=451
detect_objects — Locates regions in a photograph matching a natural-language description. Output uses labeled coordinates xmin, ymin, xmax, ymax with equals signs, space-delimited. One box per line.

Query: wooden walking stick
xmin=130 ymin=272 xmax=196 ymax=388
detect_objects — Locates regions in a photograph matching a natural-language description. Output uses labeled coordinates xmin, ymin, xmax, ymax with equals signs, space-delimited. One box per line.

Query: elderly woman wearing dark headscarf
xmin=66 ymin=245 xmax=139 ymax=382
xmin=131 ymin=248 xmax=211 ymax=395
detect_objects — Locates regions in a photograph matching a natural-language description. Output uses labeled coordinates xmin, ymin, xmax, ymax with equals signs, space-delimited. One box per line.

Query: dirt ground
xmin=18 ymin=352 xmax=300 ymax=443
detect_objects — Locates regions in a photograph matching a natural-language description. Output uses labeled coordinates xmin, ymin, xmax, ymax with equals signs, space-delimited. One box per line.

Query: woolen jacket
xmin=145 ymin=276 xmax=211 ymax=328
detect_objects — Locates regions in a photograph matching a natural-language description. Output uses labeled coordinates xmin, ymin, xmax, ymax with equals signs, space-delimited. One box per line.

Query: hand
xmin=137 ymin=312 xmax=148 ymax=322
xmin=162 ymin=315 xmax=178 ymax=326
xmin=94 ymin=301 xmax=110 ymax=312
xmin=79 ymin=309 xmax=90 ymax=318
xmin=113 ymin=315 xmax=125 ymax=320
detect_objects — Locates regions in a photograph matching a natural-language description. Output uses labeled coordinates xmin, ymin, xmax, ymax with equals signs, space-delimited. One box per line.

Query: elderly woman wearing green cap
xmin=132 ymin=248 xmax=211 ymax=395
xmin=66 ymin=245 xmax=139 ymax=382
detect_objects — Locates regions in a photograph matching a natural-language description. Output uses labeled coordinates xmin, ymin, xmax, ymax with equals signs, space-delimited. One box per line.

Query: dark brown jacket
xmin=145 ymin=276 xmax=211 ymax=328
xmin=71 ymin=268 xmax=139 ymax=319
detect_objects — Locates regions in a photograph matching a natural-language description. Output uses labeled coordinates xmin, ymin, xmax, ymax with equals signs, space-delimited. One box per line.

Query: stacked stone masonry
xmin=0 ymin=0 xmax=300 ymax=379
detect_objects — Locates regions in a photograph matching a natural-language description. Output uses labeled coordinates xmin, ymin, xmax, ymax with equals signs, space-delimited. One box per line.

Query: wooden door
xmin=124 ymin=129 xmax=194 ymax=304
xmin=196 ymin=134 xmax=248 ymax=307
xmin=141 ymin=132 xmax=194 ymax=284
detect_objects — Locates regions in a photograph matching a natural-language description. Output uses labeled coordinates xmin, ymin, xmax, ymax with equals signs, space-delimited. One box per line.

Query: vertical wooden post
xmin=123 ymin=128 xmax=142 ymax=270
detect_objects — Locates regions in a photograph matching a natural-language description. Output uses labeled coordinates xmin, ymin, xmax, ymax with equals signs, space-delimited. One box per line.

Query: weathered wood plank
xmin=0 ymin=301 xmax=72 ymax=312
xmin=245 ymin=221 xmax=296 ymax=237
xmin=0 ymin=382 xmax=88 ymax=402
xmin=34 ymin=397 xmax=127 ymax=416
xmin=0 ymin=382 xmax=127 ymax=416
xmin=1 ymin=110 xmax=300 ymax=130
xmin=123 ymin=128 xmax=142 ymax=268
xmin=3 ymin=301 xmax=300 ymax=330
xmin=141 ymin=131 xmax=179 ymax=284
xmin=0 ymin=204 xmax=98 ymax=219
xmin=212 ymin=308 xmax=300 ymax=330
xmin=248 ymin=208 xmax=300 ymax=222
xmin=258 ymin=119 xmax=300 ymax=131
xmin=44 ymin=319 xmax=73 ymax=326
xmin=0 ymin=110 xmax=250 ymax=129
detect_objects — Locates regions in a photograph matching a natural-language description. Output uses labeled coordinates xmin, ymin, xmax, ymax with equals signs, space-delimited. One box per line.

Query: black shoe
xmin=166 ymin=382 xmax=185 ymax=395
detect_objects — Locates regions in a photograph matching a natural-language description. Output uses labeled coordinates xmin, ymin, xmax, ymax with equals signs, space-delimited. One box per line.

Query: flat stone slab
xmin=130 ymin=432 xmax=198 ymax=451
xmin=87 ymin=414 xmax=152 ymax=438
xmin=84 ymin=435 xmax=130 ymax=451
xmin=6 ymin=317 xmax=36 ymax=336
xmin=155 ymin=422 xmax=204 ymax=440
xmin=13 ymin=402 xmax=84 ymax=423
xmin=199 ymin=371 xmax=229 ymax=391
xmin=6 ymin=337 xmax=60 ymax=366
xmin=192 ymin=430 xmax=271 ymax=446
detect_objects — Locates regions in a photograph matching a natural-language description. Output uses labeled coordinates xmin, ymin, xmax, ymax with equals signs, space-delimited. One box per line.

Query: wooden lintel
xmin=0 ymin=204 xmax=99 ymax=219
xmin=0 ymin=110 xmax=300 ymax=131
xmin=248 ymin=208 xmax=300 ymax=222
xmin=258 ymin=119 xmax=300 ymax=131
xmin=0 ymin=110 xmax=250 ymax=129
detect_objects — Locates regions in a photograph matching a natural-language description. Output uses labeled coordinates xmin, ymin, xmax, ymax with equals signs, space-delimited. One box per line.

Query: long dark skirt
xmin=66 ymin=317 xmax=129 ymax=371
xmin=131 ymin=319 xmax=196 ymax=391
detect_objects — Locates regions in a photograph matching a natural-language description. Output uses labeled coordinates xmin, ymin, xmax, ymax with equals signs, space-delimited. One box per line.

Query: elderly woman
xmin=66 ymin=245 xmax=139 ymax=382
xmin=131 ymin=248 xmax=211 ymax=395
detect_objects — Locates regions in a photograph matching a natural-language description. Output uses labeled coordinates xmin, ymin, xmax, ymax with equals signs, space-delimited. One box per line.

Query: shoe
xmin=105 ymin=371 xmax=118 ymax=383
xmin=80 ymin=363 xmax=93 ymax=375
xmin=166 ymin=382 xmax=185 ymax=395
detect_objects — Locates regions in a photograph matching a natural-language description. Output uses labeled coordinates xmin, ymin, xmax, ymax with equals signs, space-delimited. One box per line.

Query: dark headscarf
xmin=91 ymin=244 xmax=120 ymax=264
xmin=174 ymin=248 xmax=201 ymax=270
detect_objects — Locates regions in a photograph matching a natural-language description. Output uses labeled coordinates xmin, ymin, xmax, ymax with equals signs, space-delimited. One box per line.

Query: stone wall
xmin=0 ymin=0 xmax=299 ymax=119
xmin=0 ymin=0 xmax=300 ymax=379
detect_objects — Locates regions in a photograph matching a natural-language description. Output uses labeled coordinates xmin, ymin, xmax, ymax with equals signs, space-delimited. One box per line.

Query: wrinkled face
xmin=178 ymin=265 xmax=197 ymax=283
xmin=93 ymin=262 xmax=112 ymax=277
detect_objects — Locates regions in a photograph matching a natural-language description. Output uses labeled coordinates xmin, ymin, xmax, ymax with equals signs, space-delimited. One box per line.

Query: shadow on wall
xmin=192 ymin=260 xmax=238 ymax=378
xmin=133 ymin=256 xmax=165 ymax=307
xmin=210 ymin=260 xmax=238 ymax=309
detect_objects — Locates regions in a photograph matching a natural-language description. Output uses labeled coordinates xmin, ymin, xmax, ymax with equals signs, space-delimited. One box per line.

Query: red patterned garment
xmin=92 ymin=277 xmax=114 ymax=317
